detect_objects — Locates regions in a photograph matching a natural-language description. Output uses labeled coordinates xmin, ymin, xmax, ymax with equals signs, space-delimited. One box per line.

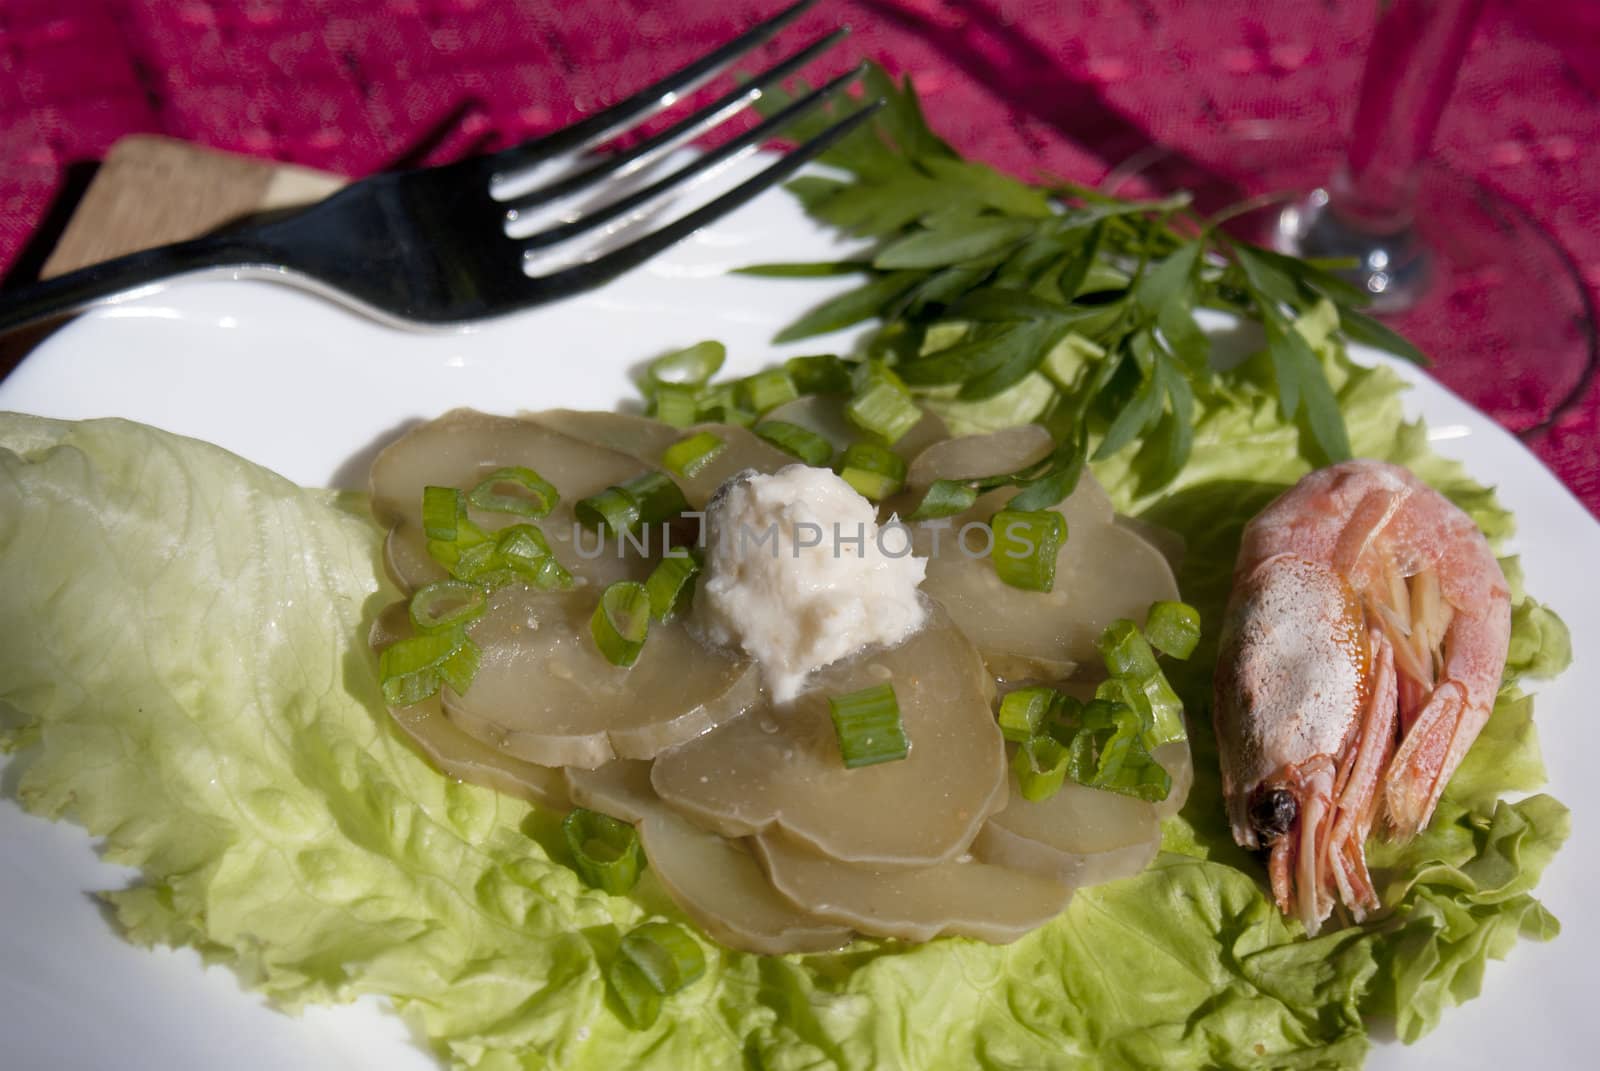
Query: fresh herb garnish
xmin=990 ymin=508 xmax=1069 ymax=592
xmin=608 ymin=921 xmax=706 ymax=1029
xmin=1143 ymin=600 xmax=1202 ymax=660
xmin=828 ymin=682 xmax=910 ymax=768
xmin=662 ymin=430 xmax=728 ymax=478
xmin=575 ymin=471 xmax=691 ymax=535
xmin=591 ymin=580 xmax=652 ymax=666
xmin=996 ymin=605 xmax=1199 ymax=802
xmin=378 ymin=628 xmax=481 ymax=706
xmin=735 ymin=63 xmax=1424 ymax=512
xmin=835 ymin=440 xmax=907 ymax=501
xmin=466 ymin=466 xmax=560 ymax=519
xmin=408 ymin=579 xmax=488 ymax=634
xmin=996 ymin=686 xmax=1056 ymax=743
xmin=644 ymin=551 xmax=700 ymax=622
xmin=422 ymin=486 xmax=573 ymax=590
xmin=563 ymin=807 xmax=646 ymax=895
xmin=753 ymin=418 xmax=834 ymax=465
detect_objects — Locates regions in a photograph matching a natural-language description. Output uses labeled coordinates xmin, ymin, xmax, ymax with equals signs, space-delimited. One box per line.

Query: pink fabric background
xmin=1 ymin=0 xmax=1595 ymax=512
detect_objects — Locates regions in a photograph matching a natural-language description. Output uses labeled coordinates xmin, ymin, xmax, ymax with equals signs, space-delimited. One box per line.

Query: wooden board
xmin=0 ymin=135 xmax=344 ymax=378
xmin=39 ymin=135 xmax=344 ymax=278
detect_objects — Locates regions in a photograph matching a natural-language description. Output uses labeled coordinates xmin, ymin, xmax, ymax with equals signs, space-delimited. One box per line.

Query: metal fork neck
xmin=0 ymin=235 xmax=274 ymax=335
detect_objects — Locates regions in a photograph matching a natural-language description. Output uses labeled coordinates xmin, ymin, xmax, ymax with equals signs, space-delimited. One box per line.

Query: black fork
xmin=0 ymin=0 xmax=878 ymax=334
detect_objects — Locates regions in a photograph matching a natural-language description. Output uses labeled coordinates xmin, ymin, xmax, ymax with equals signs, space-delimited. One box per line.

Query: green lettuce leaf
xmin=0 ymin=390 xmax=1569 ymax=1071
xmin=0 ymin=417 xmax=635 ymax=1066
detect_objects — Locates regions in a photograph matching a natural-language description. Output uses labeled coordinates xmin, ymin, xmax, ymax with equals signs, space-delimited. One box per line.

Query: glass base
xmin=1276 ymin=187 xmax=1433 ymax=314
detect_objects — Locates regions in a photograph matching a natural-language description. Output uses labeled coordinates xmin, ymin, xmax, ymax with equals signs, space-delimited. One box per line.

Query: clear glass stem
xmin=1278 ymin=0 xmax=1486 ymax=311
xmin=1336 ymin=0 xmax=1486 ymax=231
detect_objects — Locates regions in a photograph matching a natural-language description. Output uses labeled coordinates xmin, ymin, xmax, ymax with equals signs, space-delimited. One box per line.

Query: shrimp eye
xmin=1248 ymin=787 xmax=1298 ymax=842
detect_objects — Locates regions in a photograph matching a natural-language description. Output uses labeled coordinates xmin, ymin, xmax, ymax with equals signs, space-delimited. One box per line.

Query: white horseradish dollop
xmin=697 ymin=465 xmax=927 ymax=702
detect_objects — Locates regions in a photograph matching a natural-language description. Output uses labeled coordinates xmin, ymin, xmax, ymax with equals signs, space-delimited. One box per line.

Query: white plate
xmin=2 ymin=184 xmax=1596 ymax=1071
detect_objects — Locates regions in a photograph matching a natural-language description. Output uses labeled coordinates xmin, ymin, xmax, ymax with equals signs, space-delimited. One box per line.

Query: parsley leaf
xmin=738 ymin=62 xmax=1429 ymax=507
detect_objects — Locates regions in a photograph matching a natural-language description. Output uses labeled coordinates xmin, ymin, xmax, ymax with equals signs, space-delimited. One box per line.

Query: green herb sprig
xmin=737 ymin=64 xmax=1425 ymax=510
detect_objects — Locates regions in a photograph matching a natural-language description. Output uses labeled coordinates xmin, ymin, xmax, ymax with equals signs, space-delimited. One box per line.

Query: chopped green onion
xmin=1041 ymin=696 xmax=1173 ymax=802
xmin=422 ymin=485 xmax=465 ymax=540
xmin=1095 ymin=675 xmax=1154 ymax=728
xmin=424 ymin=514 xmax=485 ymax=554
xmin=662 ymin=431 xmax=726 ymax=478
xmin=650 ymin=383 xmax=700 ymax=428
xmin=619 ymin=922 xmax=706 ymax=995
xmin=737 ymin=369 xmax=800 ymax=414
xmin=424 ymin=486 xmax=498 ymax=577
xmin=837 ymin=442 xmax=907 ymax=501
xmin=562 ymin=807 xmax=644 ymax=894
xmin=909 ymin=479 xmax=979 ymax=521
xmin=623 ymin=471 xmax=690 ymax=525
xmin=467 ymin=466 xmax=558 ymax=519
xmin=1095 ymin=618 xmax=1187 ymax=748
xmin=576 ymin=472 xmax=689 ymax=535
xmin=429 ymin=517 xmax=573 ymax=593
xmin=1097 ymin=618 xmax=1161 ymax=679
xmin=608 ymin=959 xmax=662 ymax=1030
xmin=785 ymin=353 xmax=852 ymax=395
xmin=408 ymin=580 xmax=486 ymax=633
xmin=494 ymin=522 xmax=552 ymax=565
xmin=524 ymin=557 xmax=575 ymax=590
xmin=1061 ymin=698 xmax=1172 ymax=802
xmin=828 ymin=683 xmax=909 ymax=768
xmin=647 ymin=339 xmax=725 ymax=388
xmin=991 ymin=509 xmax=1068 ymax=592
xmin=1132 ymin=672 xmax=1187 ymax=750
xmin=645 ymin=553 xmax=700 ymax=621
xmin=574 ymin=486 xmax=641 ymax=535
xmin=435 ymin=638 xmax=480 ymax=696
xmin=1013 ymin=733 xmax=1071 ymax=801
xmin=1096 ymin=669 xmax=1185 ymax=752
xmin=591 ymin=581 xmax=651 ymax=666
xmin=607 ymin=920 xmax=707 ymax=1032
xmin=466 ymin=568 xmax=521 ymax=594
xmin=378 ymin=629 xmax=481 ymax=706
xmin=846 ymin=361 xmax=922 ymax=444
xmin=424 ymin=528 xmax=496 ymax=581
xmin=1042 ymin=692 xmax=1085 ymax=745
xmin=1144 ymin=600 xmax=1201 ymax=659
xmin=701 ymin=406 xmax=758 ymax=429
xmin=449 ymin=537 xmax=503 ymax=582
xmin=997 ymin=687 xmax=1056 ymax=743
xmin=753 ymin=420 xmax=833 ymax=466
xmin=423 ymin=534 xmax=470 ymax=575
xmin=496 ymin=524 xmax=573 ymax=590
xmin=695 ymin=383 xmax=756 ymax=427
xmin=1069 ymin=699 xmax=1142 ymax=783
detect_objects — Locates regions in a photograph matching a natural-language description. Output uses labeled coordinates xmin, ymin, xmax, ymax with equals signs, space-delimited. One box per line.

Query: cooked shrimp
xmin=1213 ymin=460 xmax=1511 ymax=933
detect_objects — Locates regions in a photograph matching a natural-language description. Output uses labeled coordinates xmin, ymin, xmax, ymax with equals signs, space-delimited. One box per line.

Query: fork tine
xmin=490 ymin=0 xmax=820 ymax=181
xmin=524 ymin=98 xmax=883 ymax=298
xmin=519 ymin=63 xmax=867 ymax=252
xmin=504 ymin=27 xmax=850 ymax=216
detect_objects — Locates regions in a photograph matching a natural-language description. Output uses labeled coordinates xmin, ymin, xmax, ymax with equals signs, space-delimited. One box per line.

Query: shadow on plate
xmin=328 ymin=417 xmax=424 ymax=492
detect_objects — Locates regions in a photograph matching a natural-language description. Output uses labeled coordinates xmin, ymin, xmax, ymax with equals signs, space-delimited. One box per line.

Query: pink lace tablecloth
xmin=2 ymin=0 xmax=1596 ymax=512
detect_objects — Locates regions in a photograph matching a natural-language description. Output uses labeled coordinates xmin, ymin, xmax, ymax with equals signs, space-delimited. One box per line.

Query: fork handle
xmin=0 ymin=234 xmax=268 ymax=336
